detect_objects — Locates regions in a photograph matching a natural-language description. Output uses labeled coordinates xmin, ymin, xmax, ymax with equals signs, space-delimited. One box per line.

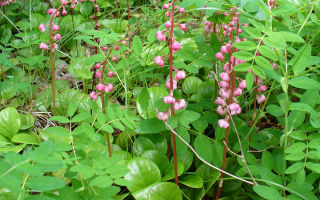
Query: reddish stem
xmin=100 ymin=48 xmax=113 ymax=157
xmin=215 ymin=26 xmax=235 ymax=200
xmin=126 ymin=0 xmax=131 ymax=49
xmin=169 ymin=0 xmax=179 ymax=186
xmin=91 ymin=0 xmax=100 ymax=92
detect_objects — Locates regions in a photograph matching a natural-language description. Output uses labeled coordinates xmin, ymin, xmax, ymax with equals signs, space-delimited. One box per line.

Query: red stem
xmin=100 ymin=49 xmax=113 ymax=157
xmin=215 ymin=25 xmax=235 ymax=200
xmin=126 ymin=0 xmax=131 ymax=49
xmin=169 ymin=0 xmax=179 ymax=186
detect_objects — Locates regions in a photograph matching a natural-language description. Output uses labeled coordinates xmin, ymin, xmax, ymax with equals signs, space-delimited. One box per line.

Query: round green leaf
xmin=133 ymin=182 xmax=182 ymax=200
xmin=0 ymin=107 xmax=21 ymax=139
xmin=124 ymin=158 xmax=161 ymax=193
xmin=179 ymin=175 xmax=203 ymax=188
xmin=133 ymin=137 xmax=156 ymax=156
xmin=142 ymin=150 xmax=169 ymax=175
xmin=12 ymin=133 xmax=39 ymax=145
xmin=182 ymin=76 xmax=203 ymax=95
xmin=20 ymin=114 xmax=35 ymax=130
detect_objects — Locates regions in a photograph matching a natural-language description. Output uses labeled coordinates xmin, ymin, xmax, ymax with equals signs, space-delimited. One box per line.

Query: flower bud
xmin=178 ymin=24 xmax=187 ymax=31
xmin=257 ymin=94 xmax=266 ymax=104
xmin=258 ymin=85 xmax=267 ymax=92
xmin=157 ymin=112 xmax=168 ymax=121
xmin=163 ymin=96 xmax=175 ymax=104
xmin=95 ymin=70 xmax=102 ymax=78
xmin=217 ymin=106 xmax=226 ymax=115
xmin=166 ymin=79 xmax=177 ymax=90
xmin=95 ymin=63 xmax=101 ymax=69
xmin=156 ymin=31 xmax=166 ymax=42
xmin=108 ymin=71 xmax=114 ymax=78
xmin=96 ymin=83 xmax=105 ymax=91
xmin=216 ymin=52 xmax=224 ymax=61
xmin=105 ymin=84 xmax=114 ymax=93
xmin=218 ymin=119 xmax=229 ymax=128
xmin=153 ymin=56 xmax=164 ymax=67
xmin=175 ymin=70 xmax=186 ymax=80
xmin=238 ymin=79 xmax=246 ymax=89
xmin=89 ymin=91 xmax=98 ymax=101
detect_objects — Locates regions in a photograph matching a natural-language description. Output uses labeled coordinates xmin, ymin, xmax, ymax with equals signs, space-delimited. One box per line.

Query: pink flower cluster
xmin=215 ymin=8 xmax=249 ymax=129
xmin=156 ymin=3 xmax=187 ymax=121
xmin=0 ymin=0 xmax=15 ymax=6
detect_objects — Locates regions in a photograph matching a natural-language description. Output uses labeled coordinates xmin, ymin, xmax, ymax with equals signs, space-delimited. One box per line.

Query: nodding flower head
xmin=157 ymin=112 xmax=168 ymax=121
xmin=176 ymin=99 xmax=186 ymax=110
xmin=220 ymin=72 xmax=230 ymax=81
xmin=166 ymin=79 xmax=177 ymax=90
xmin=108 ymin=71 xmax=114 ymax=78
xmin=218 ymin=119 xmax=229 ymax=128
xmin=52 ymin=24 xmax=60 ymax=31
xmin=163 ymin=95 xmax=175 ymax=104
xmin=178 ymin=7 xmax=185 ymax=13
xmin=39 ymin=43 xmax=48 ymax=50
xmin=39 ymin=24 xmax=46 ymax=32
xmin=156 ymin=31 xmax=166 ymax=42
xmin=112 ymin=57 xmax=118 ymax=62
xmin=258 ymin=85 xmax=267 ymax=92
xmin=163 ymin=3 xmax=170 ymax=9
xmin=257 ymin=94 xmax=266 ymax=104
xmin=238 ymin=79 xmax=246 ymax=89
xmin=217 ymin=106 xmax=226 ymax=115
xmin=228 ymin=103 xmax=240 ymax=111
xmin=104 ymin=84 xmax=114 ymax=93
xmin=89 ymin=91 xmax=98 ymax=101
xmin=95 ymin=63 xmax=101 ymax=70
xmin=172 ymin=40 xmax=181 ymax=52
xmin=165 ymin=21 xmax=172 ymax=29
xmin=95 ymin=70 xmax=102 ymax=79
xmin=114 ymin=46 xmax=120 ymax=50
xmin=178 ymin=24 xmax=187 ymax=31
xmin=219 ymin=81 xmax=230 ymax=88
xmin=53 ymin=34 xmax=62 ymax=41
xmin=233 ymin=88 xmax=242 ymax=96
xmin=175 ymin=70 xmax=186 ymax=80
xmin=62 ymin=9 xmax=67 ymax=16
xmin=215 ymin=97 xmax=225 ymax=106
xmin=216 ymin=52 xmax=225 ymax=61
xmin=153 ymin=56 xmax=164 ymax=67
xmin=96 ymin=83 xmax=105 ymax=91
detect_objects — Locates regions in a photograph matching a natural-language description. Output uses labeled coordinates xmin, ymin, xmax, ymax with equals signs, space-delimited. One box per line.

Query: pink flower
xmin=52 ymin=24 xmax=60 ymax=31
xmin=258 ymin=85 xmax=267 ymax=92
xmin=163 ymin=96 xmax=175 ymax=104
xmin=52 ymin=43 xmax=58 ymax=51
xmin=38 ymin=24 xmax=46 ymax=32
xmin=95 ymin=63 xmax=101 ymax=69
xmin=215 ymin=97 xmax=225 ymax=106
xmin=220 ymin=72 xmax=230 ymax=81
xmin=257 ymin=95 xmax=266 ymax=104
xmin=114 ymin=45 xmax=120 ymax=50
xmin=231 ymin=107 xmax=241 ymax=115
xmin=53 ymin=34 xmax=62 ymax=41
xmin=102 ymin=46 xmax=108 ymax=51
xmin=153 ymin=56 xmax=164 ymax=67
xmin=205 ymin=21 xmax=212 ymax=26
xmin=178 ymin=24 xmax=187 ymax=31
xmin=96 ymin=83 xmax=105 ymax=91
xmin=175 ymin=70 xmax=186 ymax=80
xmin=156 ymin=31 xmax=166 ymax=42
xmin=174 ymin=99 xmax=186 ymax=110
xmin=39 ymin=43 xmax=48 ymax=50
xmin=233 ymin=88 xmax=242 ymax=96
xmin=216 ymin=52 xmax=224 ymax=61
xmin=178 ymin=7 xmax=185 ymax=13
xmin=61 ymin=0 xmax=67 ymax=5
xmin=105 ymin=84 xmax=114 ymax=93
xmin=220 ymin=46 xmax=228 ymax=54
xmin=238 ymin=80 xmax=246 ymax=89
xmin=95 ymin=70 xmax=102 ymax=78
xmin=165 ymin=11 xmax=171 ymax=17
xmin=218 ymin=119 xmax=229 ymax=128
xmin=165 ymin=21 xmax=171 ymax=29
xmin=172 ymin=40 xmax=181 ymax=52
xmin=112 ymin=57 xmax=118 ymax=62
xmin=62 ymin=10 xmax=67 ymax=16
xmin=166 ymin=79 xmax=177 ymax=90
xmin=219 ymin=88 xmax=230 ymax=99
xmin=48 ymin=8 xmax=54 ymax=15
xmin=219 ymin=81 xmax=229 ymax=88
xmin=217 ymin=106 xmax=226 ymax=115
xmin=228 ymin=103 xmax=240 ymax=111
xmin=157 ymin=112 xmax=168 ymax=121
xmin=89 ymin=91 xmax=98 ymax=101
xmin=108 ymin=71 xmax=114 ymax=78
xmin=163 ymin=4 xmax=170 ymax=9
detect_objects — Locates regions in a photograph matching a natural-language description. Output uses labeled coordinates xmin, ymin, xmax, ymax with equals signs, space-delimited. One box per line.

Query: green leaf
xmin=0 ymin=107 xmax=20 ymax=139
xmin=176 ymin=110 xmax=201 ymax=127
xmin=310 ymin=112 xmax=320 ymax=128
xmin=233 ymin=63 xmax=251 ymax=72
xmin=253 ymin=185 xmax=282 ymax=200
xmin=182 ymin=76 xmax=203 ymax=95
xmin=138 ymin=88 xmax=150 ymax=114
xmin=11 ymin=133 xmax=39 ymax=145
xmin=252 ymin=65 xmax=266 ymax=79
xmin=285 ymin=152 xmax=305 ymax=161
xmin=142 ymin=150 xmax=169 ymax=175
xmin=279 ymin=31 xmax=305 ymax=43
xmin=70 ymin=163 xmax=95 ymax=179
xmin=289 ymin=44 xmax=311 ymax=74
xmin=262 ymin=151 xmax=273 ymax=170
xmin=285 ymin=162 xmax=304 ymax=174
xmin=233 ymin=41 xmax=257 ymax=50
xmin=20 ymin=114 xmax=35 ymax=130
xmin=163 ymin=160 xmax=184 ymax=181
xmin=243 ymin=27 xmax=261 ymax=39
xmin=258 ymin=45 xmax=277 ymax=61
xmin=124 ymin=158 xmax=161 ymax=193
xmin=133 ymin=182 xmax=182 ymax=200
xmin=306 ymin=162 xmax=320 ymax=173
xmin=68 ymin=102 xmax=78 ymax=117
xmin=289 ymin=77 xmax=320 ymax=90
xmin=285 ymin=142 xmax=306 ymax=154
xmin=85 ymin=54 xmax=105 ymax=66
xmin=26 ymin=176 xmax=66 ymax=192
xmin=289 ymin=103 xmax=314 ymax=114
xmin=232 ymin=51 xmax=254 ymax=61
xmin=263 ymin=33 xmax=286 ymax=49
xmin=194 ymin=134 xmax=212 ymax=163
xmin=133 ymin=36 xmax=143 ymax=56
xmin=137 ymin=118 xmax=166 ymax=134
xmin=255 ymin=56 xmax=274 ymax=70
xmin=49 ymin=116 xmax=70 ymax=124
xmin=71 ymin=111 xmax=91 ymax=123
xmin=90 ymin=176 xmax=113 ymax=188
xmin=246 ymin=73 xmax=254 ymax=90
xmin=179 ymin=175 xmax=203 ymax=188
xmin=133 ymin=137 xmax=156 ymax=156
